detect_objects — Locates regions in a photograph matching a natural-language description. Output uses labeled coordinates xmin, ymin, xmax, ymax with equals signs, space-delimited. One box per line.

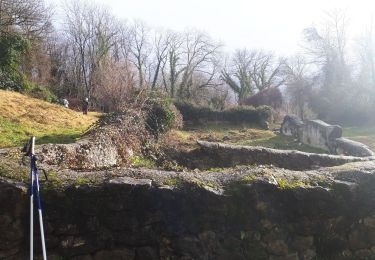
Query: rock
xmin=300 ymin=120 xmax=342 ymax=152
xmin=71 ymin=255 xmax=93 ymax=260
xmin=269 ymin=253 xmax=299 ymax=260
xmin=349 ymin=229 xmax=368 ymax=250
xmin=334 ymin=137 xmax=374 ymax=157
xmin=292 ymin=236 xmax=314 ymax=252
xmin=298 ymin=249 xmax=316 ymax=260
xmin=135 ymin=247 xmax=158 ymax=260
xmin=281 ymin=115 xmax=304 ymax=138
xmin=354 ymin=248 xmax=373 ymax=258
xmin=94 ymin=248 xmax=135 ymax=260
xmin=267 ymin=240 xmax=289 ymax=256
xmin=364 ymin=216 xmax=375 ymax=228
xmin=108 ymin=177 xmax=152 ymax=187
xmin=196 ymin=140 xmax=367 ymax=170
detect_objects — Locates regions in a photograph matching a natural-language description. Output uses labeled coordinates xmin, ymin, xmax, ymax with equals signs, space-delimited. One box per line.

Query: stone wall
xmin=196 ymin=140 xmax=369 ymax=170
xmin=281 ymin=116 xmax=374 ymax=157
xmin=3 ymin=162 xmax=375 ymax=260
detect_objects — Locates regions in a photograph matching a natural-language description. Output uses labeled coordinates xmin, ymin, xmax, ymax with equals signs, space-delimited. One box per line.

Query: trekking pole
xmin=29 ymin=137 xmax=35 ymax=260
xmin=27 ymin=137 xmax=47 ymax=260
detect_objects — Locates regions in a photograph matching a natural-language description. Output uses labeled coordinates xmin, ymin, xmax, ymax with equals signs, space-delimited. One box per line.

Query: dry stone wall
xmin=2 ymin=162 xmax=375 ymax=260
xmin=196 ymin=140 xmax=369 ymax=170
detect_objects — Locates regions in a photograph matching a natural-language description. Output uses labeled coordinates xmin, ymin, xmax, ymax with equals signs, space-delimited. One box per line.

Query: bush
xmin=0 ymin=69 xmax=26 ymax=91
xmin=175 ymin=102 xmax=272 ymax=126
xmin=0 ymin=33 xmax=30 ymax=92
xmin=144 ymin=91 xmax=183 ymax=137
xmin=24 ymin=83 xmax=59 ymax=103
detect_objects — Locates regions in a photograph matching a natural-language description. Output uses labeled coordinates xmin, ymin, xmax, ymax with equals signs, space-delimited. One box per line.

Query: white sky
xmin=48 ymin=0 xmax=375 ymax=56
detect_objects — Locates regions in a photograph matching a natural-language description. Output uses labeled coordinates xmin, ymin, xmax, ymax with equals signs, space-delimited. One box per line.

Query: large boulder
xmin=280 ymin=115 xmax=304 ymax=138
xmin=299 ymin=120 xmax=342 ymax=153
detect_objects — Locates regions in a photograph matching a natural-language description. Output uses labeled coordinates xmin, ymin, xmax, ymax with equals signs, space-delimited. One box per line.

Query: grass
xmin=237 ymin=134 xmax=326 ymax=153
xmin=343 ymin=126 xmax=375 ymax=151
xmin=130 ymin=155 xmax=156 ymax=168
xmin=0 ymin=90 xmax=100 ymax=148
xmin=169 ymin=122 xmax=326 ymax=154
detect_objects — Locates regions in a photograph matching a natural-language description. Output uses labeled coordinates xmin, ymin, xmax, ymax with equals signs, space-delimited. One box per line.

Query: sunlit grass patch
xmin=0 ymin=90 xmax=100 ymax=148
xmin=343 ymin=126 xmax=375 ymax=151
xmin=237 ymin=134 xmax=326 ymax=154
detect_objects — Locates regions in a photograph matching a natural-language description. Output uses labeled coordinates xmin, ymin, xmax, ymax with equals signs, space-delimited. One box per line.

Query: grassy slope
xmin=0 ymin=90 xmax=100 ymax=148
xmin=343 ymin=126 xmax=375 ymax=151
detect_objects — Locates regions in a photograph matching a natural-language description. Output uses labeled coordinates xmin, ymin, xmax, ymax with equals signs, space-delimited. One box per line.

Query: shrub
xmin=174 ymin=102 xmax=272 ymax=126
xmin=24 ymin=83 xmax=59 ymax=103
xmin=144 ymin=91 xmax=183 ymax=138
xmin=0 ymin=34 xmax=30 ymax=92
xmin=0 ymin=70 xmax=26 ymax=91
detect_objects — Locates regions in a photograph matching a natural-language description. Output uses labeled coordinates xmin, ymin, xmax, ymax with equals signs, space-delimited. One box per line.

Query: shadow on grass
xmin=36 ymin=133 xmax=81 ymax=145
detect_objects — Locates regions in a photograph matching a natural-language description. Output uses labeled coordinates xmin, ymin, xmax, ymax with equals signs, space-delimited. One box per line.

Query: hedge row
xmin=174 ymin=102 xmax=272 ymax=126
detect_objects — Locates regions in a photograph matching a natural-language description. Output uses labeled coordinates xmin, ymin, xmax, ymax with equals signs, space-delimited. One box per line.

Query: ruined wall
xmin=299 ymin=120 xmax=342 ymax=152
xmin=2 ymin=163 xmax=375 ymax=260
xmin=195 ymin=141 xmax=368 ymax=170
xmin=281 ymin=116 xmax=374 ymax=157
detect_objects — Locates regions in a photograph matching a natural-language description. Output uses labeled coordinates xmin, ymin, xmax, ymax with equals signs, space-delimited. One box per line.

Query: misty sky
xmin=49 ymin=0 xmax=375 ymax=55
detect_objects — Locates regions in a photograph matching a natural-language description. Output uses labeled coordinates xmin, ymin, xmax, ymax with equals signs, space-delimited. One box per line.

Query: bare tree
xmin=63 ymin=0 xmax=119 ymax=98
xmin=284 ymin=56 xmax=314 ymax=120
xmin=302 ymin=10 xmax=350 ymax=88
xmin=95 ymin=60 xmax=136 ymax=111
xmin=150 ymin=29 xmax=171 ymax=89
xmin=221 ymin=49 xmax=255 ymax=104
xmin=222 ymin=49 xmax=285 ymax=104
xmin=129 ymin=20 xmax=151 ymax=88
xmin=177 ymin=30 xmax=222 ymax=99
xmin=356 ymin=22 xmax=375 ymax=88
xmin=251 ymin=51 xmax=285 ymax=91
xmin=161 ymin=31 xmax=184 ymax=97
xmin=301 ymin=9 xmax=352 ymax=120
xmin=0 ymin=0 xmax=52 ymax=37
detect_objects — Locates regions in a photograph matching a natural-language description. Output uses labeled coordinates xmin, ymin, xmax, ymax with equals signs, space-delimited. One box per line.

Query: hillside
xmin=0 ymin=90 xmax=100 ymax=148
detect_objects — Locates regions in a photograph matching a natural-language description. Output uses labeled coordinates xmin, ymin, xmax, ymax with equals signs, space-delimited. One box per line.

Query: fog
xmin=49 ymin=0 xmax=375 ymax=55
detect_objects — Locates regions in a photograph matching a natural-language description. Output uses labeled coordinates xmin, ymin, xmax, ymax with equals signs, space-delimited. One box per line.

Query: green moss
xmin=130 ymin=155 xmax=156 ymax=168
xmin=241 ymin=175 xmax=257 ymax=183
xmin=206 ymin=167 xmax=226 ymax=172
xmin=163 ymin=178 xmax=183 ymax=188
xmin=276 ymin=178 xmax=306 ymax=190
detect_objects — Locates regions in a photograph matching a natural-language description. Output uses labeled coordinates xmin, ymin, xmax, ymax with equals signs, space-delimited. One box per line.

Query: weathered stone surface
xmin=300 ymin=119 xmax=342 ymax=152
xmin=39 ymin=140 xmax=119 ymax=170
xmin=2 ymin=160 xmax=375 ymax=259
xmin=334 ymin=137 xmax=374 ymax=157
xmin=280 ymin=115 xmax=304 ymax=138
xmin=94 ymin=248 xmax=135 ymax=260
xmin=108 ymin=177 xmax=152 ymax=187
xmin=281 ymin=115 xmax=374 ymax=158
xmin=269 ymin=253 xmax=299 ymax=260
xmin=196 ymin=140 xmax=369 ymax=170
xmin=267 ymin=240 xmax=289 ymax=256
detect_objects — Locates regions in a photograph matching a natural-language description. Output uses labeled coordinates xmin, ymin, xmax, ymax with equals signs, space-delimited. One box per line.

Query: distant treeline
xmin=1 ymin=1 xmax=375 ymax=125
